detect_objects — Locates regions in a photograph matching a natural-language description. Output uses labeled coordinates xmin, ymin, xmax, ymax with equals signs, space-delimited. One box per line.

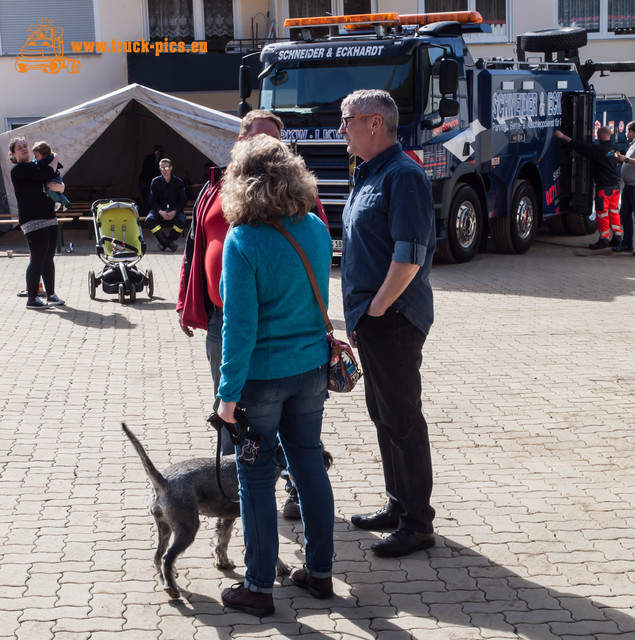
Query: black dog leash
xmin=206 ymin=409 xmax=251 ymax=504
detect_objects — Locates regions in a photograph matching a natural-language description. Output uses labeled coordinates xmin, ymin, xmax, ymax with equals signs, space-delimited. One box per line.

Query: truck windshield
xmin=260 ymin=55 xmax=415 ymax=115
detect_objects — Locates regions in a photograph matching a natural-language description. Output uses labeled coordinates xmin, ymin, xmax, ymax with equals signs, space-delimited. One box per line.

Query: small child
xmin=32 ymin=141 xmax=72 ymax=212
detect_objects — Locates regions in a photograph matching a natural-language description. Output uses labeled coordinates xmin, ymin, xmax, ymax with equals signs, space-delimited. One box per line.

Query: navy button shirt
xmin=341 ymin=143 xmax=436 ymax=336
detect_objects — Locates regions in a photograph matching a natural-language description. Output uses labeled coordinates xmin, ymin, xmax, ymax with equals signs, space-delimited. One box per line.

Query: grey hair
xmin=341 ymin=89 xmax=399 ymax=139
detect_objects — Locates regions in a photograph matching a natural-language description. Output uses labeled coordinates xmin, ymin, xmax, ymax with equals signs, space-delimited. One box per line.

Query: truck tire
xmin=519 ymin=27 xmax=587 ymax=53
xmin=490 ymin=180 xmax=538 ymax=254
xmin=435 ymin=184 xmax=483 ymax=263
xmin=566 ymin=212 xmax=597 ymax=235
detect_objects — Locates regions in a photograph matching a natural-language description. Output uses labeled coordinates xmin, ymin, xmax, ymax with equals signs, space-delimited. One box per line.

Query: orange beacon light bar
xmin=285 ymin=13 xmax=400 ymax=29
xmin=284 ymin=11 xmax=482 ymax=30
xmin=399 ymin=11 xmax=483 ymax=25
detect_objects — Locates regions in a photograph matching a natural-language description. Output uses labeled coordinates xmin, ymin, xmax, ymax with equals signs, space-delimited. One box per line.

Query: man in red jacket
xmin=176 ymin=109 xmax=329 ymax=516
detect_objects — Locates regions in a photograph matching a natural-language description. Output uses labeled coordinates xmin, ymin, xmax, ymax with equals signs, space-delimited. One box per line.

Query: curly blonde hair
xmin=221 ymin=134 xmax=317 ymax=226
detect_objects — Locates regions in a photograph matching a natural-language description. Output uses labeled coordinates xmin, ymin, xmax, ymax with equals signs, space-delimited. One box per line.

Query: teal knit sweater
xmin=218 ymin=213 xmax=332 ymax=402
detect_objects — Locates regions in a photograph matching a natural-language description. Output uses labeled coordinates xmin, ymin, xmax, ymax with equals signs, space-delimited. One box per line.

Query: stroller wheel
xmin=129 ymin=285 xmax=136 ymax=304
xmin=88 ymin=271 xmax=96 ymax=299
xmin=146 ymin=269 xmax=154 ymax=299
xmin=118 ymin=283 xmax=125 ymax=304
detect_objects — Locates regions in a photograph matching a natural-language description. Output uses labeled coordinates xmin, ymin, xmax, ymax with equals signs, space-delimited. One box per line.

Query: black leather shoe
xmin=371 ymin=529 xmax=435 ymax=557
xmin=351 ymin=504 xmax=400 ymax=531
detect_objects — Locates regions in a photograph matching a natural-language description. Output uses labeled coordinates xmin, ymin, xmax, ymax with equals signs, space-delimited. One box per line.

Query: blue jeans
xmin=206 ymin=306 xmax=234 ymax=455
xmin=236 ymin=364 xmax=333 ymax=592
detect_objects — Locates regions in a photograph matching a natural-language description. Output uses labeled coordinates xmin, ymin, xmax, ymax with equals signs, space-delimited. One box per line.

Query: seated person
xmin=146 ymin=158 xmax=187 ymax=252
xmin=32 ymin=141 xmax=71 ymax=212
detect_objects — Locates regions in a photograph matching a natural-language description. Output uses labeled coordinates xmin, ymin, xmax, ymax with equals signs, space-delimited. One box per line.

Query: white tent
xmin=0 ymin=83 xmax=241 ymax=217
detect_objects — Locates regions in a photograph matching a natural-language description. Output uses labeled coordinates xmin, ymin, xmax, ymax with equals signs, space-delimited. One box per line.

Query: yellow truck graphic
xmin=15 ymin=18 xmax=80 ymax=74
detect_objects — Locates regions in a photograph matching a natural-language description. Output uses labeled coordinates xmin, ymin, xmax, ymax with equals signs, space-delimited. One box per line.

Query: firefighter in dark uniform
xmin=146 ymin=158 xmax=188 ymax=252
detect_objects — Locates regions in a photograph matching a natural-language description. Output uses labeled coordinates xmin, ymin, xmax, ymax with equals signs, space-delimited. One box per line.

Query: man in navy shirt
xmin=147 ymin=158 xmax=188 ymax=251
xmin=340 ymin=89 xmax=437 ymax=557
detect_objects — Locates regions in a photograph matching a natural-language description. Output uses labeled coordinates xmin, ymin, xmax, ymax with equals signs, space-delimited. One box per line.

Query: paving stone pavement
xmin=1 ymin=225 xmax=635 ymax=640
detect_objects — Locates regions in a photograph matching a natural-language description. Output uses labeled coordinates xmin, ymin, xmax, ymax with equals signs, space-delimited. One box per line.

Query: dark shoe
xmin=26 ymin=298 xmax=50 ymax=310
xmin=609 ymin=235 xmax=623 ymax=247
xmin=290 ymin=567 xmax=333 ymax=599
xmin=167 ymin=240 xmax=178 ymax=252
xmin=47 ymin=294 xmax=65 ymax=306
xmin=221 ymin=582 xmax=274 ymax=617
xmin=351 ymin=504 xmax=400 ymax=531
xmin=154 ymin=230 xmax=169 ymax=251
xmin=371 ymin=529 xmax=435 ymax=557
xmin=282 ymin=495 xmax=301 ymax=520
xmin=588 ymin=238 xmax=610 ymax=250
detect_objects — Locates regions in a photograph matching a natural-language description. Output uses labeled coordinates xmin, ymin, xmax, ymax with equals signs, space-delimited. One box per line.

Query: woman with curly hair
xmin=217 ymin=134 xmax=334 ymax=616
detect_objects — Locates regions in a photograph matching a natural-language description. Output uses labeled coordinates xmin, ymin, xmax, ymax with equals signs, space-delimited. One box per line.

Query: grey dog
xmin=122 ymin=422 xmax=332 ymax=600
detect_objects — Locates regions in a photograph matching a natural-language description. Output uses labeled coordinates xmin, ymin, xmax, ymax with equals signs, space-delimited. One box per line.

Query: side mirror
xmin=439 ymin=97 xmax=459 ymax=118
xmin=239 ymin=64 xmax=252 ymax=100
xmin=439 ymin=58 xmax=458 ymax=95
xmin=238 ymin=101 xmax=252 ymax=118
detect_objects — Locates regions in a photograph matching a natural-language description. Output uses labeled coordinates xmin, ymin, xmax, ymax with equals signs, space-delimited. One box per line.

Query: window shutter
xmin=0 ymin=0 xmax=95 ymax=55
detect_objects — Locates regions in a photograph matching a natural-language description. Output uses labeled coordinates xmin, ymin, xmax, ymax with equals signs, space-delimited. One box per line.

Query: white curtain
xmin=558 ymin=0 xmax=600 ymax=31
xmin=148 ymin=0 xmax=194 ymax=41
xmin=203 ymin=0 xmax=233 ymax=38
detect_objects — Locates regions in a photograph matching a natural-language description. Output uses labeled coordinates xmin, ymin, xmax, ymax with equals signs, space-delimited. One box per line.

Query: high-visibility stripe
xmin=173 ymin=226 xmax=184 ymax=233
xmin=597 ymin=211 xmax=609 ymax=218
xmin=151 ymin=225 xmax=162 ymax=233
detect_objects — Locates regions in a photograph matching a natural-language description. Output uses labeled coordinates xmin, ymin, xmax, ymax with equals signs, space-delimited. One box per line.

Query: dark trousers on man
xmin=619 ymin=184 xmax=635 ymax=251
xmin=355 ymin=307 xmax=435 ymax=534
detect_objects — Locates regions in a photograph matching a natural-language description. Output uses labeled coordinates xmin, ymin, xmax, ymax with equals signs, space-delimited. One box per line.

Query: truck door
xmin=560 ymin=92 xmax=594 ymax=216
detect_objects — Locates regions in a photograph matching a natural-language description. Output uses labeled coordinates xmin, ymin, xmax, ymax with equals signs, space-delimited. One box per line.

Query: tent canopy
xmin=0 ymin=84 xmax=241 ymax=216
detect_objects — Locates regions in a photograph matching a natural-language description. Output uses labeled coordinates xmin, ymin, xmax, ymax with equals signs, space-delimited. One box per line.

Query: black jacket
xmin=567 ymin=138 xmax=620 ymax=189
xmin=148 ymin=174 xmax=187 ymax=213
xmin=10 ymin=161 xmax=56 ymax=225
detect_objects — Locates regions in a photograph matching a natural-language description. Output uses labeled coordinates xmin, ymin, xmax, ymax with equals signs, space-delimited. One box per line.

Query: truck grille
xmin=288 ymin=139 xmax=350 ymax=250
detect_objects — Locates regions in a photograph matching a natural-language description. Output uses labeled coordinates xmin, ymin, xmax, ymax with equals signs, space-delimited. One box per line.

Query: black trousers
xmin=355 ymin=307 xmax=435 ymax=533
xmin=24 ymin=225 xmax=58 ymax=301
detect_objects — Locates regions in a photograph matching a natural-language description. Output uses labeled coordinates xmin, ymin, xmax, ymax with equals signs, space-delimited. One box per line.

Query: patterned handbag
xmin=276 ymin=227 xmax=362 ymax=393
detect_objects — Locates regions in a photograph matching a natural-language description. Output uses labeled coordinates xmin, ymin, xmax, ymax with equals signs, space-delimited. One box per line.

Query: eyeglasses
xmin=160 ymin=166 xmax=171 ymax=170
xmin=340 ymin=114 xmax=378 ymax=128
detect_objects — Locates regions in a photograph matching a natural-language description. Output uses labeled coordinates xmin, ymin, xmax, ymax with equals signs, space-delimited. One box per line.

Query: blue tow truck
xmin=238 ymin=11 xmax=634 ymax=262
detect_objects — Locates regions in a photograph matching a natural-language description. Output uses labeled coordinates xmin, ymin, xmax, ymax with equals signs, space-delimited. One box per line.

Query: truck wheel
xmin=436 ymin=185 xmax=483 ymax=263
xmin=519 ymin=27 xmax=587 ymax=53
xmin=546 ymin=215 xmax=568 ymax=235
xmin=566 ymin=212 xmax=597 ymax=235
xmin=490 ymin=180 xmax=538 ymax=254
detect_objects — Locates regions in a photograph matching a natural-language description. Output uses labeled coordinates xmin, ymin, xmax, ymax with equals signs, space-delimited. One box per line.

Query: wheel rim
xmin=455 ymin=200 xmax=477 ymax=250
xmin=515 ymin=196 xmax=534 ymax=241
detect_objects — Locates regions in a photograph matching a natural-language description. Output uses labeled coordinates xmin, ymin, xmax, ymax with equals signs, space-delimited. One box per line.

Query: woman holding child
xmin=8 ymin=138 xmax=65 ymax=309
xmin=216 ymin=134 xmax=334 ymax=616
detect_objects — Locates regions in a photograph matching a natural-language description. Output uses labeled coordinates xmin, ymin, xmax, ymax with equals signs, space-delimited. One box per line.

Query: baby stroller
xmin=88 ymin=199 xmax=154 ymax=303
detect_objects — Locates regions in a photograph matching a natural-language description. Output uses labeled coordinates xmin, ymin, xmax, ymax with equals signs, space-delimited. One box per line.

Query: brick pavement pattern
xmin=1 ymin=227 xmax=635 ymax=640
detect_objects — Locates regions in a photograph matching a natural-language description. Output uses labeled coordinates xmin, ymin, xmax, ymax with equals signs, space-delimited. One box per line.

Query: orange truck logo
xmin=15 ymin=18 xmax=81 ymax=74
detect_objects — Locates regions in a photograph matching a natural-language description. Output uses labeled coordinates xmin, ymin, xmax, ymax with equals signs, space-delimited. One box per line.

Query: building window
xmin=147 ymin=0 xmax=234 ymax=51
xmin=558 ymin=0 xmax=635 ymax=36
xmin=4 ymin=116 xmax=43 ymax=131
xmin=422 ymin=0 xmax=509 ymax=40
xmin=0 ymin=0 xmax=95 ymax=56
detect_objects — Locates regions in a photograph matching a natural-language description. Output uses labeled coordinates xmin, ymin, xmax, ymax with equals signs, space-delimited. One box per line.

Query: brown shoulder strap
xmin=275 ymin=226 xmax=333 ymax=334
